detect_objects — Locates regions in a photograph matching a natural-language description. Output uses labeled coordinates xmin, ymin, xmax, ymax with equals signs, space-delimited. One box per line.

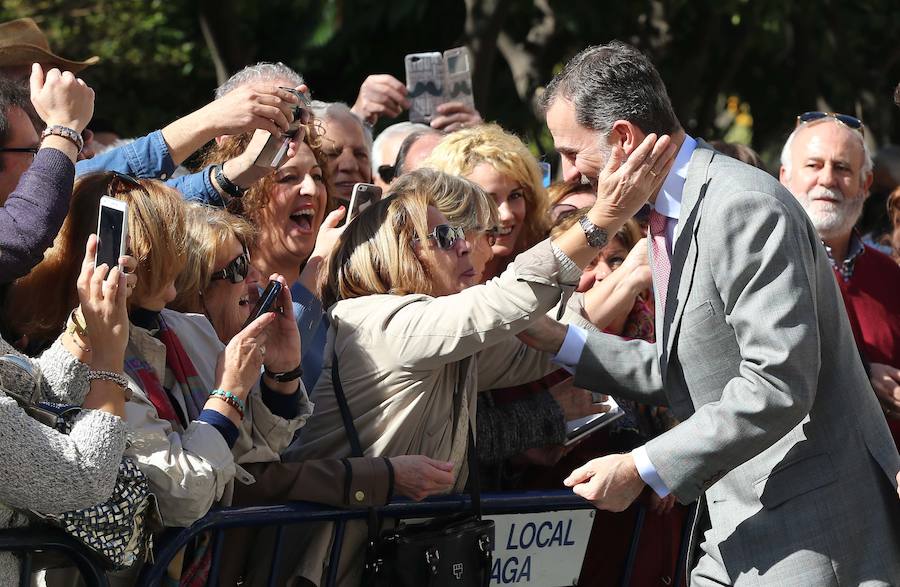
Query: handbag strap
xmin=330 ymin=350 xmax=485 ymax=517
xmin=331 ymin=353 xmax=364 ymax=457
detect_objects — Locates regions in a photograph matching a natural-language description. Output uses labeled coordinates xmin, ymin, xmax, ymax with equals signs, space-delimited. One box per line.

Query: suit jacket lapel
xmin=659 ymin=143 xmax=715 ymax=373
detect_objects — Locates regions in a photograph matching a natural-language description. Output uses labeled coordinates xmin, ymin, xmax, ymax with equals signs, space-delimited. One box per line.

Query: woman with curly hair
xmin=201 ymin=117 xmax=345 ymax=390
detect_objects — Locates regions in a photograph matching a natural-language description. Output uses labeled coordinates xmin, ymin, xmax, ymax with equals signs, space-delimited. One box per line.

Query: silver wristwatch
xmin=578 ymin=215 xmax=609 ymax=248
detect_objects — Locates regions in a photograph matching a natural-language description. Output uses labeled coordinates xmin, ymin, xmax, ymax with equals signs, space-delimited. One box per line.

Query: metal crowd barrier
xmin=138 ymin=490 xmax=609 ymax=587
xmin=0 ymin=491 xmax=657 ymax=587
xmin=0 ymin=526 xmax=109 ymax=587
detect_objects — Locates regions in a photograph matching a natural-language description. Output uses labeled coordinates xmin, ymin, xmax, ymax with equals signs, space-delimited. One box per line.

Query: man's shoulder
xmin=695 ymin=149 xmax=806 ymax=221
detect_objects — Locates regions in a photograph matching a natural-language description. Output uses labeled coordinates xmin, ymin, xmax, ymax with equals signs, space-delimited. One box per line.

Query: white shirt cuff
xmin=632 ymin=446 xmax=670 ymax=498
xmin=552 ymin=324 xmax=587 ymax=374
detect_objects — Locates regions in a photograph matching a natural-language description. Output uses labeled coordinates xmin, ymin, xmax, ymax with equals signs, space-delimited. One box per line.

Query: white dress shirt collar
xmin=652 ymin=134 xmax=697 ymax=221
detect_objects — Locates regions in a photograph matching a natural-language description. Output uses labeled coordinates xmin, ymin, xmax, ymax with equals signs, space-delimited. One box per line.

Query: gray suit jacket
xmin=575 ymin=142 xmax=900 ymax=585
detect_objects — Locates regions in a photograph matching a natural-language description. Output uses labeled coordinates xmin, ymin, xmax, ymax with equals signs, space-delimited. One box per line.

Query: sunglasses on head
xmin=211 ymin=246 xmax=251 ymax=283
xmin=796 ymin=111 xmax=864 ymax=133
xmin=417 ymin=224 xmax=466 ymax=250
xmin=377 ymin=164 xmax=396 ymax=184
xmin=104 ymin=171 xmax=147 ymax=198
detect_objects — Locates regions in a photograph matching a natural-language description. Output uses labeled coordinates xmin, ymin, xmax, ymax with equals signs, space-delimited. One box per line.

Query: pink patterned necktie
xmin=649 ymin=209 xmax=672 ymax=312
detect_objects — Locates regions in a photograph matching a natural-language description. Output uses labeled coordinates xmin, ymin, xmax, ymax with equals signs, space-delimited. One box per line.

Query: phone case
xmin=442 ymin=47 xmax=474 ymax=110
xmin=96 ymin=196 xmax=129 ymax=270
xmin=405 ymin=52 xmax=444 ymax=124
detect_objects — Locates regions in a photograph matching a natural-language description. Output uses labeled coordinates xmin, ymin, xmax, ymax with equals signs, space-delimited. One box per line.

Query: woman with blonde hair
xmin=284 ymin=128 xmax=674 ymax=585
xmin=424 ymin=123 xmax=549 ymax=279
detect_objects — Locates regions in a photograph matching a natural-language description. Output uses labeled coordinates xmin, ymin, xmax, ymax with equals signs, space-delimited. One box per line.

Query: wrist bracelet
xmin=212 ymin=164 xmax=247 ymax=198
xmin=41 ymin=125 xmax=84 ymax=154
xmin=210 ymin=394 xmax=244 ymax=419
xmin=264 ymin=363 xmax=304 ymax=383
xmin=87 ymin=369 xmax=132 ymax=400
xmin=68 ymin=308 xmax=89 ymax=338
xmin=210 ymin=389 xmax=246 ymax=416
xmin=68 ymin=330 xmax=91 ymax=353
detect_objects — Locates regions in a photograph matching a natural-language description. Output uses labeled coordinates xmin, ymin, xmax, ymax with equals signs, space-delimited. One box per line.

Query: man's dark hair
xmin=542 ymin=41 xmax=680 ymax=136
xmin=393 ymin=128 xmax=443 ymax=177
xmin=0 ymin=77 xmax=40 ymax=172
xmin=0 ymin=77 xmax=39 ymax=146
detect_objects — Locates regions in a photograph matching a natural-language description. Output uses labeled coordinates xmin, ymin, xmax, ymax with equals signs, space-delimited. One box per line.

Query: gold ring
xmin=649 ymin=170 xmax=658 ymax=178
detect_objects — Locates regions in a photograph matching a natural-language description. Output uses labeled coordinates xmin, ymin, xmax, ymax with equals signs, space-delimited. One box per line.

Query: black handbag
xmin=330 ymin=352 xmax=494 ymax=587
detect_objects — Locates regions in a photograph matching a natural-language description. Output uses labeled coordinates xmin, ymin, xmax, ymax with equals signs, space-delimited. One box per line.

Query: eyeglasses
xmin=211 ymin=246 xmax=251 ymax=283
xmin=417 ymin=224 xmax=466 ymax=250
xmin=0 ymin=146 xmax=39 ymax=160
xmin=796 ymin=111 xmax=864 ymax=133
xmin=377 ymin=164 xmax=396 ymax=184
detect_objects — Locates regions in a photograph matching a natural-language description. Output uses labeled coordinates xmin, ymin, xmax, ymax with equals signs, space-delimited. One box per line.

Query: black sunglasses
xmin=211 ymin=247 xmax=251 ymax=283
xmin=417 ymin=224 xmax=466 ymax=250
xmin=105 ymin=171 xmax=147 ymax=198
xmin=796 ymin=111 xmax=864 ymax=133
xmin=377 ymin=164 xmax=396 ymax=183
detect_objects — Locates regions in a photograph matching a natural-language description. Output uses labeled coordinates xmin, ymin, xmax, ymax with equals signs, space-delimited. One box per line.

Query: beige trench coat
xmin=280 ymin=239 xmax=579 ymax=586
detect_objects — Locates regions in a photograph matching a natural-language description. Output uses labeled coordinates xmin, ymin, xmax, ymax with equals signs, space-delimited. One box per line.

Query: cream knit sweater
xmin=0 ymin=336 xmax=127 ymax=584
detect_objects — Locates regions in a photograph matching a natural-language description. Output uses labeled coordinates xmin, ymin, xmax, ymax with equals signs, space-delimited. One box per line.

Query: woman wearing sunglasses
xmin=424 ymin=123 xmax=550 ymax=281
xmin=5 ymin=173 xmax=305 ymax=578
xmin=285 ymin=133 xmax=674 ymax=585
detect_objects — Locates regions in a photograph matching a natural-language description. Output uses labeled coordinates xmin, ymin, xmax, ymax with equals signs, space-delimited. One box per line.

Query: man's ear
xmin=609 ymin=120 xmax=643 ymax=156
xmin=862 ymin=171 xmax=874 ymax=200
xmin=779 ymin=165 xmax=790 ymax=186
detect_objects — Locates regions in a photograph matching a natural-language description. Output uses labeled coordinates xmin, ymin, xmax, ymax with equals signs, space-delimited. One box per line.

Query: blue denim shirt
xmin=290 ymin=281 xmax=329 ymax=392
xmin=75 ymin=130 xmax=224 ymax=206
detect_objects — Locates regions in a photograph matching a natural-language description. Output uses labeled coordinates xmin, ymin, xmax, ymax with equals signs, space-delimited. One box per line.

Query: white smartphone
xmin=346 ymin=183 xmax=383 ymax=225
xmin=405 ymin=51 xmax=444 ymax=124
xmin=95 ymin=196 xmax=129 ymax=270
xmin=442 ymin=46 xmax=474 ymax=109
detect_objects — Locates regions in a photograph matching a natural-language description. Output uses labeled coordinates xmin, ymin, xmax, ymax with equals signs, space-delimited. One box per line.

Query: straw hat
xmin=0 ymin=18 xmax=99 ymax=72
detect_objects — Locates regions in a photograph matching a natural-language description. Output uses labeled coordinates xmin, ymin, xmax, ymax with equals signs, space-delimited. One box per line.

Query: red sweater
xmin=834 ymin=246 xmax=900 ymax=447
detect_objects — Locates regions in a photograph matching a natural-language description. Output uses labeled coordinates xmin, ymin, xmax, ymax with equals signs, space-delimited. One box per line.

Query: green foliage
xmin=3 ymin=0 xmax=898 ymax=167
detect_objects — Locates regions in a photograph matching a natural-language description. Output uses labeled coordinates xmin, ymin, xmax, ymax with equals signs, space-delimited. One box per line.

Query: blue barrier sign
xmin=485 ymin=509 xmax=594 ymax=585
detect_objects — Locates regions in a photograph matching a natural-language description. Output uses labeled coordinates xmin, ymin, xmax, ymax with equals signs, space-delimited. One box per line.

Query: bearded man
xmin=780 ymin=113 xmax=900 ymax=449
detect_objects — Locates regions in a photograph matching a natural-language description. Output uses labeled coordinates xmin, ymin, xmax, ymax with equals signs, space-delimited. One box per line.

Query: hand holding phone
xmin=243 ymin=280 xmax=283 ymax=329
xmin=252 ymin=87 xmax=313 ymax=169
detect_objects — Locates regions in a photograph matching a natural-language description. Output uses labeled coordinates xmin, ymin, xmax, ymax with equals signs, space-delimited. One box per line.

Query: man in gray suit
xmin=531 ymin=42 xmax=900 ymax=585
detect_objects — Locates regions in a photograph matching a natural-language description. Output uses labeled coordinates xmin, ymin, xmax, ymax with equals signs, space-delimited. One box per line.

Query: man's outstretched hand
xmin=564 ymin=453 xmax=646 ymax=512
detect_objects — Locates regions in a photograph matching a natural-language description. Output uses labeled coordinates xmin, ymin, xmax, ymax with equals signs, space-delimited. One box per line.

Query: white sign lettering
xmin=486 ymin=510 xmax=594 ymax=586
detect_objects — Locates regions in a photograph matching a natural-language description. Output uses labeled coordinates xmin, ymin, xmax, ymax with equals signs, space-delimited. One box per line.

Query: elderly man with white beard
xmin=780 ymin=112 xmax=900 ymax=450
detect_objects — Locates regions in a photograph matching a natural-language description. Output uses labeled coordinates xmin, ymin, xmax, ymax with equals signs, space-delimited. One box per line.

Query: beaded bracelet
xmin=210 ymin=389 xmax=246 ymax=417
xmin=41 ymin=125 xmax=84 ymax=153
xmin=87 ymin=369 xmax=132 ymax=400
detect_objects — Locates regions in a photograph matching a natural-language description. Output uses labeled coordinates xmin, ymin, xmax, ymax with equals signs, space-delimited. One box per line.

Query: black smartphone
xmin=95 ymin=196 xmax=129 ymax=269
xmin=243 ymin=280 xmax=283 ymax=329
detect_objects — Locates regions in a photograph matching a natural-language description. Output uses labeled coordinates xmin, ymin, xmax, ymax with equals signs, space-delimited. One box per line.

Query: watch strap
xmin=264 ymin=363 xmax=304 ymax=383
xmin=578 ymin=215 xmax=609 ymax=248
xmin=213 ymin=163 xmax=247 ymax=198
